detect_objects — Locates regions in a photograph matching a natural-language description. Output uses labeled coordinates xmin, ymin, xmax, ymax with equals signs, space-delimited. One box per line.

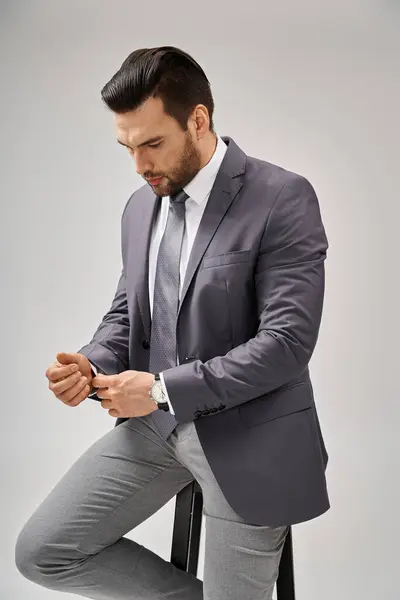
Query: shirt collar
xmin=182 ymin=135 xmax=227 ymax=205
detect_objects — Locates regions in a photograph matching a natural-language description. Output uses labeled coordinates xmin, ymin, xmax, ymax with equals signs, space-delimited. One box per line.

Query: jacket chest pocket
xmin=201 ymin=249 xmax=251 ymax=269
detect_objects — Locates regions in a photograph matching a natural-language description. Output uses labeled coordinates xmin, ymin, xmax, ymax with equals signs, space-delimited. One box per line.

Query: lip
xmin=147 ymin=177 xmax=163 ymax=185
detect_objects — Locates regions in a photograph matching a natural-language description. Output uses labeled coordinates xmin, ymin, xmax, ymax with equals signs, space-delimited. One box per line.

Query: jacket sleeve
xmin=162 ymin=174 xmax=329 ymax=423
xmin=77 ymin=268 xmax=130 ymax=380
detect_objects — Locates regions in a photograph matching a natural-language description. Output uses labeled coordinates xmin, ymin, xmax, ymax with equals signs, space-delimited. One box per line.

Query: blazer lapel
xmin=178 ymin=176 xmax=242 ymax=316
xmin=134 ymin=190 xmax=159 ymax=341
xmin=178 ymin=136 xmax=246 ymax=316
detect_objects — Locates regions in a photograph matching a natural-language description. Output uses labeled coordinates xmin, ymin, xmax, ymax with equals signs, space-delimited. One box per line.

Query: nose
xmin=134 ymin=151 xmax=153 ymax=177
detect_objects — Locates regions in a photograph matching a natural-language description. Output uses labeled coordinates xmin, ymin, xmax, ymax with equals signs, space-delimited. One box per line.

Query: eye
xmin=148 ymin=142 xmax=162 ymax=148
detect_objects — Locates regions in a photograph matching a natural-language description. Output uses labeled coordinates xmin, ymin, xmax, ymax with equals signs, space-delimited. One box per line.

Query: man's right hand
xmin=45 ymin=352 xmax=95 ymax=407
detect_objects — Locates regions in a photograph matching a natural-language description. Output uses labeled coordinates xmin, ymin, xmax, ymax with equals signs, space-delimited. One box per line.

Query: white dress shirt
xmin=91 ymin=135 xmax=228 ymax=415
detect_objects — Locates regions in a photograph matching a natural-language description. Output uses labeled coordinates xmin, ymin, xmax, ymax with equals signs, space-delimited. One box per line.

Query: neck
xmin=199 ymin=132 xmax=218 ymax=169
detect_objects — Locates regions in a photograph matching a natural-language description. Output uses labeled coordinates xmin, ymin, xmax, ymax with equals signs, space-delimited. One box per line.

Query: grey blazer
xmin=78 ymin=136 xmax=330 ymax=527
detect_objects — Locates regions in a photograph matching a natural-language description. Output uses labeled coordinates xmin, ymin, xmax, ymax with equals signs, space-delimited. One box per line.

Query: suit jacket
xmin=78 ymin=136 xmax=330 ymax=527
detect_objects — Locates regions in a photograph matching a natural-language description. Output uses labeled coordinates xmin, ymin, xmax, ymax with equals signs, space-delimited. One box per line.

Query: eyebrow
xmin=117 ymin=137 xmax=163 ymax=150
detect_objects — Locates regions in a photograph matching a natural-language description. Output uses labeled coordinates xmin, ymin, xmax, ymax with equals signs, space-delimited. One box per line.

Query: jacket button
xmin=194 ymin=410 xmax=202 ymax=418
xmin=142 ymin=340 xmax=150 ymax=349
xmin=202 ymin=410 xmax=210 ymax=416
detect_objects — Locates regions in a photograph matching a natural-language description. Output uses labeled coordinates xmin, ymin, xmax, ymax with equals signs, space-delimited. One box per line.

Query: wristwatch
xmin=149 ymin=373 xmax=170 ymax=411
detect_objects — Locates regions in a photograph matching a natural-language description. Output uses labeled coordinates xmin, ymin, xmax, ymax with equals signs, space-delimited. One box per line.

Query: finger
xmin=96 ymin=388 xmax=112 ymax=400
xmin=57 ymin=352 xmax=82 ymax=365
xmin=100 ymin=399 xmax=113 ymax=410
xmin=50 ymin=371 xmax=82 ymax=395
xmin=59 ymin=376 xmax=89 ymax=404
xmin=92 ymin=374 xmax=115 ymax=388
xmin=46 ymin=363 xmax=79 ymax=382
xmin=67 ymin=382 xmax=91 ymax=407
xmin=47 ymin=363 xmax=79 ymax=382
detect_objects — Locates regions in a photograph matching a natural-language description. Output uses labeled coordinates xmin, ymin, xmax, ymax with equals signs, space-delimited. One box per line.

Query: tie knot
xmin=170 ymin=190 xmax=189 ymax=204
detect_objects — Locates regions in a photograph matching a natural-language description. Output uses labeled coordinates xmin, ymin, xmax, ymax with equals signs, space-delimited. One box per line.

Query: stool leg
xmin=171 ymin=482 xmax=203 ymax=576
xmin=276 ymin=526 xmax=296 ymax=600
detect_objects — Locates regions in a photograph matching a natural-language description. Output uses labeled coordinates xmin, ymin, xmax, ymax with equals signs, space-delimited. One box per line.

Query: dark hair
xmin=101 ymin=46 xmax=215 ymax=132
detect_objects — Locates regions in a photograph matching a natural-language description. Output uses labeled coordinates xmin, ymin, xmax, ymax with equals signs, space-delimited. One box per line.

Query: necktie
xmin=149 ymin=189 xmax=189 ymax=439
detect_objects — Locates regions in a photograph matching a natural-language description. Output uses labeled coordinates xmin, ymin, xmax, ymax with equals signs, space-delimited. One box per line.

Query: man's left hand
xmin=92 ymin=370 xmax=158 ymax=418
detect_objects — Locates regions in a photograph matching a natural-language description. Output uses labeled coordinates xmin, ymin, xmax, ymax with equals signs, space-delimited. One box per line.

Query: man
xmin=15 ymin=46 xmax=330 ymax=600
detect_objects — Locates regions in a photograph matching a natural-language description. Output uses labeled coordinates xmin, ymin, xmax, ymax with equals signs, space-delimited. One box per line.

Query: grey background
xmin=1 ymin=1 xmax=399 ymax=599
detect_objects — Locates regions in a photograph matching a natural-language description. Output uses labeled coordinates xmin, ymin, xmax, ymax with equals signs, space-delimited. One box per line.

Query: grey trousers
xmin=15 ymin=414 xmax=289 ymax=600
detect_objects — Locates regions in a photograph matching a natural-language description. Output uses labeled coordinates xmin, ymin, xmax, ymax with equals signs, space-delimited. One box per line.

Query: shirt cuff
xmin=159 ymin=371 xmax=175 ymax=415
xmin=89 ymin=362 xmax=98 ymax=376
xmin=88 ymin=362 xmax=98 ymax=397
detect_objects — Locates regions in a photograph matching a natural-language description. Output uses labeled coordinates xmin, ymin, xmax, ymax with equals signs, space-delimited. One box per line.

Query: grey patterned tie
xmin=149 ymin=189 xmax=189 ymax=440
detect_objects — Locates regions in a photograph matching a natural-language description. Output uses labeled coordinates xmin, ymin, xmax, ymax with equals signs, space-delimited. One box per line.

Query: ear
xmin=192 ymin=104 xmax=210 ymax=139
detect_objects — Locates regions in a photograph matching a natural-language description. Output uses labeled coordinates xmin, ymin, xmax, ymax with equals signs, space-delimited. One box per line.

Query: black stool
xmin=171 ymin=481 xmax=296 ymax=599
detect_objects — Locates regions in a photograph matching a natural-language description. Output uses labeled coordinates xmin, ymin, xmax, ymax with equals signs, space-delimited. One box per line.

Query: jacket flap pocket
xmin=238 ymin=381 xmax=312 ymax=427
xmin=202 ymin=250 xmax=251 ymax=269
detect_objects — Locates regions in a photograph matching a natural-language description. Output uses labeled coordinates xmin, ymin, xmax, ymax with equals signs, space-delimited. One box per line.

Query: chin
xmin=157 ymin=182 xmax=175 ymax=197
xmin=154 ymin=185 xmax=168 ymax=197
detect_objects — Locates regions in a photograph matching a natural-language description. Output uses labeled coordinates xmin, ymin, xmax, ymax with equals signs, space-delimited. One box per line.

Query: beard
xmin=150 ymin=131 xmax=201 ymax=197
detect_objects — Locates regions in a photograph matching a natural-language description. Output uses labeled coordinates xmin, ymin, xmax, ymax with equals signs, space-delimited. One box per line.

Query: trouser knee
xmin=15 ymin=523 xmax=83 ymax=587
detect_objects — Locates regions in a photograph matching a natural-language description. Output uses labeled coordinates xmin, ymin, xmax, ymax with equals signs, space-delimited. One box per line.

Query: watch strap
xmin=151 ymin=373 xmax=170 ymax=411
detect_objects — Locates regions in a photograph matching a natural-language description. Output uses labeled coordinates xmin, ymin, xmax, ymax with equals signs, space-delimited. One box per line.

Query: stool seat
xmin=171 ymin=481 xmax=296 ymax=599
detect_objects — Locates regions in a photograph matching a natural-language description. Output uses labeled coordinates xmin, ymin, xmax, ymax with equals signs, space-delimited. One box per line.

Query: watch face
xmin=152 ymin=381 xmax=164 ymax=403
